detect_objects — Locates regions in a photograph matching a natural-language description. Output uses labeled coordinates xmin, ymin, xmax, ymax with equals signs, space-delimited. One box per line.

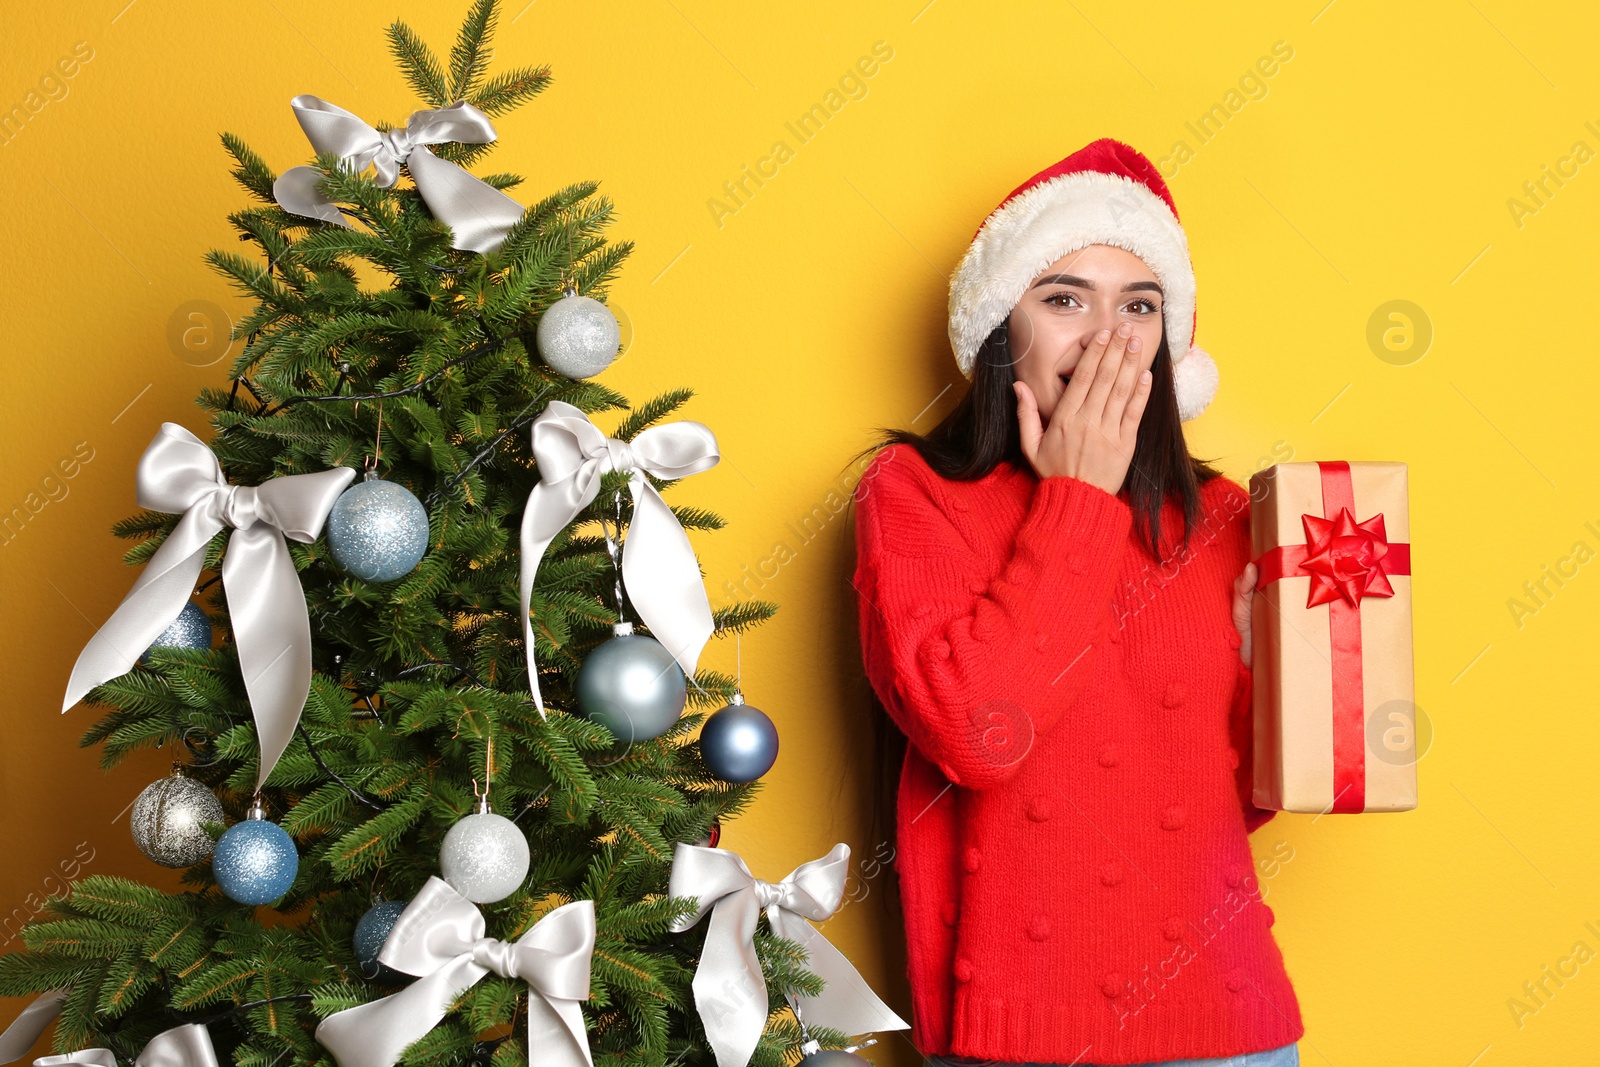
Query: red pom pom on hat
xmin=947 ymin=137 xmax=1218 ymax=421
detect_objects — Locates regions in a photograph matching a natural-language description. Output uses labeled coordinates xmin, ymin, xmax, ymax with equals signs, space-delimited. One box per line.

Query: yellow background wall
xmin=2 ymin=2 xmax=1597 ymax=1065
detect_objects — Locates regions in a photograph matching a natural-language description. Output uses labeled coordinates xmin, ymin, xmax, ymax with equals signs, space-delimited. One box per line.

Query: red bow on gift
xmin=1260 ymin=502 xmax=1414 ymax=607
xmin=1252 ymin=461 xmax=1412 ymax=813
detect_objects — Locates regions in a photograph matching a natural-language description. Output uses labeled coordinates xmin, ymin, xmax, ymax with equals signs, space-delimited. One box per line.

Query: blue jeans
xmin=925 ymin=1043 xmax=1299 ymax=1067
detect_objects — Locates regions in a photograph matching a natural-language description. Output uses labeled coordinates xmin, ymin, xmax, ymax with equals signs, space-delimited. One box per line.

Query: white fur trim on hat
xmin=948 ymin=168 xmax=1215 ymax=421
xmin=1173 ymin=344 xmax=1218 ymax=422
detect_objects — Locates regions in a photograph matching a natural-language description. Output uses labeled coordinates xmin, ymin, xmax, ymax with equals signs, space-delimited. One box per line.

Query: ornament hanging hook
xmin=792 ymin=991 xmax=878 ymax=1060
xmin=473 ymin=737 xmax=494 ymax=813
xmin=599 ymin=480 xmax=712 ymax=704
xmin=597 ymin=487 xmax=629 ymax=625
xmin=788 ymin=992 xmax=811 ymax=1043
xmin=561 ymin=224 xmax=576 ymax=298
xmin=366 ymin=401 xmax=385 ymax=473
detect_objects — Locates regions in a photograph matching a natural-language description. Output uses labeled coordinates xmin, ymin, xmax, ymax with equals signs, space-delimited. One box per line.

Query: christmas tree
xmin=0 ymin=4 xmax=869 ymax=1066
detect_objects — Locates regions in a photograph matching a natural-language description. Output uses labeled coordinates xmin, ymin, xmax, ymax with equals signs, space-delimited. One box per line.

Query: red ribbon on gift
xmin=1252 ymin=461 xmax=1411 ymax=813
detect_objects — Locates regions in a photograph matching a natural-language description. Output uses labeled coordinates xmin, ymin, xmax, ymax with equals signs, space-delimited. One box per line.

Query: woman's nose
xmin=1084 ymin=308 xmax=1118 ymax=337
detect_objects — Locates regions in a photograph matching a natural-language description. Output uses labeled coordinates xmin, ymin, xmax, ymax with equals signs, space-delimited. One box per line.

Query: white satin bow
xmin=519 ymin=400 xmax=720 ymax=717
xmin=315 ymin=877 xmax=595 ymax=1067
xmin=272 ymin=94 xmax=525 ymax=254
xmin=62 ymin=423 xmax=355 ymax=792
xmin=667 ymin=843 xmax=909 ymax=1067
xmin=0 ymin=989 xmax=218 ymax=1067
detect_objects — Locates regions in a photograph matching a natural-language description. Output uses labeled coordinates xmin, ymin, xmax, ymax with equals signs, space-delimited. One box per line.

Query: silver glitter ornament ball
xmin=139 ymin=601 xmax=212 ymax=664
xmin=130 ymin=771 xmax=225 ymax=868
xmin=535 ymin=291 xmax=620 ymax=379
xmin=575 ymin=629 xmax=686 ymax=743
xmin=326 ymin=473 xmax=430 ymax=583
xmin=439 ymin=811 xmax=530 ymax=904
xmin=700 ymin=696 xmax=779 ymax=783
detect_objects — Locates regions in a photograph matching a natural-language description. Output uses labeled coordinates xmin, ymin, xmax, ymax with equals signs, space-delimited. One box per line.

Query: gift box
xmin=1248 ymin=461 xmax=1418 ymax=813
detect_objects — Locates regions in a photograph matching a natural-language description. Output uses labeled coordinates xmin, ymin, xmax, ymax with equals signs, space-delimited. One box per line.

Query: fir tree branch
xmin=386 ymin=20 xmax=450 ymax=108
xmin=423 ymin=384 xmax=553 ymax=507
xmin=220 ymin=132 xmax=278 ymax=203
xmin=470 ymin=65 xmax=552 ymax=118
xmin=250 ymin=332 xmax=509 ymax=416
xmin=447 ymin=0 xmax=499 ymax=102
xmin=295 ymin=723 xmax=386 ymax=812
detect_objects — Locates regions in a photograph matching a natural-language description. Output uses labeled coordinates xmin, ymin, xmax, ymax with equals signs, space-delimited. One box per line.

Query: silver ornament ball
xmin=439 ymin=811 xmax=530 ymax=904
xmin=130 ymin=772 xmax=225 ymax=868
xmin=326 ymin=473 xmax=430 ymax=583
xmin=139 ymin=601 xmax=212 ymax=664
xmin=535 ymin=292 xmax=620 ymax=379
xmin=575 ymin=629 xmax=686 ymax=743
xmin=700 ymin=697 xmax=779 ymax=783
xmin=798 ymin=1053 xmax=872 ymax=1067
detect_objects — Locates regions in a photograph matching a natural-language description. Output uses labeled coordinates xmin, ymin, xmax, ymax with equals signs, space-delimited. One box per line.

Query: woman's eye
xmin=1043 ymin=293 xmax=1159 ymax=313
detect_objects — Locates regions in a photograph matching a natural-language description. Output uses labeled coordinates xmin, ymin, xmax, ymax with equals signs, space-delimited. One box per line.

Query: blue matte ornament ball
xmin=700 ymin=697 xmax=779 ymax=783
xmin=212 ymin=818 xmax=299 ymax=905
xmin=353 ymin=900 xmax=410 ymax=982
xmin=326 ymin=473 xmax=429 ymax=583
xmin=139 ymin=601 xmax=212 ymax=664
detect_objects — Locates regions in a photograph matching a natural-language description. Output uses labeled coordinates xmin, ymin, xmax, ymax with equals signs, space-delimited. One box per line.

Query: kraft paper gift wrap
xmin=1248 ymin=461 xmax=1419 ymax=813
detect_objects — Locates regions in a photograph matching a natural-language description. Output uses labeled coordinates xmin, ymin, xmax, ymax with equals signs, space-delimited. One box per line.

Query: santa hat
xmin=947 ymin=137 xmax=1219 ymax=422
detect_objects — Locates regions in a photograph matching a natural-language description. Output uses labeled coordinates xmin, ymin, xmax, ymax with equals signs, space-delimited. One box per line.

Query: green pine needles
xmin=0 ymin=3 xmax=835 ymax=1066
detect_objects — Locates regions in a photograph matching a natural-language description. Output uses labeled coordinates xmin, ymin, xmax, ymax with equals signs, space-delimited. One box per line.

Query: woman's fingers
xmin=1104 ymin=329 xmax=1155 ymax=428
xmin=1119 ymin=361 xmax=1154 ymax=444
xmin=1055 ymin=329 xmax=1105 ymax=420
xmin=1082 ymin=324 xmax=1133 ymax=423
xmin=1018 ymin=323 xmax=1160 ymax=486
xmin=1232 ymin=562 xmax=1258 ymax=668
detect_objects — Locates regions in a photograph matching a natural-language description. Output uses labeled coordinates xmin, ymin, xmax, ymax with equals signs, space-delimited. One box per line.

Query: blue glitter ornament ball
xmin=700 ymin=697 xmax=779 ymax=783
xmin=326 ymin=473 xmax=429 ymax=583
xmin=212 ymin=817 xmax=298 ymax=905
xmin=139 ymin=601 xmax=212 ymax=664
xmin=353 ymin=900 xmax=410 ymax=982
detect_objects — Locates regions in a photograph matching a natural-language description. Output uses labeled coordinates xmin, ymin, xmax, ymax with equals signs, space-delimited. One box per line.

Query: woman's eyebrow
xmin=1030 ymin=273 xmax=1164 ymax=295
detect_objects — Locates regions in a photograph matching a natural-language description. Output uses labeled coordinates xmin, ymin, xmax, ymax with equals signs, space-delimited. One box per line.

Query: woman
xmin=850 ymin=139 xmax=1303 ymax=1066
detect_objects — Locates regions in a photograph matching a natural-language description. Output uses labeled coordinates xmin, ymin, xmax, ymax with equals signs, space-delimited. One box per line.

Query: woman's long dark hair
xmin=845 ymin=319 xmax=1226 ymax=867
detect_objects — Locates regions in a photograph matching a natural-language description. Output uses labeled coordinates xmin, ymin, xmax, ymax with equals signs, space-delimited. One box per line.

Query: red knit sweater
xmin=852 ymin=443 xmax=1303 ymax=1064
